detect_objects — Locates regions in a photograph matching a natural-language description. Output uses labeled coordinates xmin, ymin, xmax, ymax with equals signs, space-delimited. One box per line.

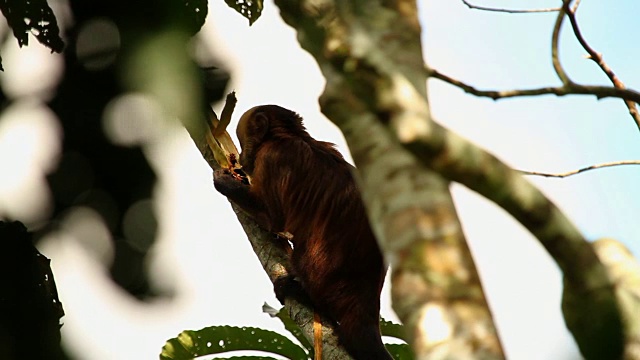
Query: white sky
xmin=1 ymin=0 xmax=639 ymax=359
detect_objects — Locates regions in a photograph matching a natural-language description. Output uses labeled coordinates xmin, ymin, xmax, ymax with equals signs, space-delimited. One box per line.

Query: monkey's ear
xmin=252 ymin=112 xmax=270 ymax=141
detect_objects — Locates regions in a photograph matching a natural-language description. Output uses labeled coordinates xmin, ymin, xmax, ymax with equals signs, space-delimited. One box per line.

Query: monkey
xmin=213 ymin=105 xmax=392 ymax=360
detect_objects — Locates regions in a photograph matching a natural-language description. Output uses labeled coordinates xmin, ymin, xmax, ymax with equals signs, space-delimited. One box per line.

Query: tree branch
xmin=451 ymin=0 xmax=635 ymax=212
xmin=440 ymin=0 xmax=640 ymax=133
xmin=277 ymin=1 xmax=506 ymax=359
xmin=276 ymin=1 xmax=624 ymax=358
xmin=519 ymin=160 xmax=640 ymax=178
xmin=552 ymin=1 xmax=572 ymax=85
xmin=562 ymin=0 xmax=640 ymax=130
xmin=428 ymin=67 xmax=640 ymax=104
xmin=398 ymin=103 xmax=624 ymax=360
xmin=461 ymin=0 xmax=560 ymax=14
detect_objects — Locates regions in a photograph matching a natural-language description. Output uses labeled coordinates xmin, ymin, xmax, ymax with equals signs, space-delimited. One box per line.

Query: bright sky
xmin=1 ymin=1 xmax=638 ymax=359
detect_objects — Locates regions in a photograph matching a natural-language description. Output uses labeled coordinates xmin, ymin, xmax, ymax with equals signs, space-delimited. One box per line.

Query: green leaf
xmin=270 ymin=303 xmax=313 ymax=353
xmin=379 ymin=318 xmax=414 ymax=359
xmin=160 ymin=325 xmax=309 ymax=360
xmin=380 ymin=317 xmax=408 ymax=342
xmin=386 ymin=343 xmax=415 ymax=360
xmin=224 ymin=0 xmax=264 ymax=25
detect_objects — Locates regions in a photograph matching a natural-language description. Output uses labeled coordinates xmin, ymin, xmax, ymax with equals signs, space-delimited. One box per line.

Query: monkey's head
xmin=236 ymin=105 xmax=308 ymax=175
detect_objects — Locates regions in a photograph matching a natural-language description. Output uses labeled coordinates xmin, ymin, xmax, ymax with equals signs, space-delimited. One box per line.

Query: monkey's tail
xmin=313 ymin=311 xmax=322 ymax=360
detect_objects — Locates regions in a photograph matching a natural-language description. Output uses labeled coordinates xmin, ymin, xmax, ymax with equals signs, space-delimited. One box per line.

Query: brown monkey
xmin=213 ymin=105 xmax=392 ymax=360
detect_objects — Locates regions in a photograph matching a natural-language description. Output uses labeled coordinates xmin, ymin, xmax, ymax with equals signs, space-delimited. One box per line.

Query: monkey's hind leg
xmin=337 ymin=313 xmax=393 ymax=360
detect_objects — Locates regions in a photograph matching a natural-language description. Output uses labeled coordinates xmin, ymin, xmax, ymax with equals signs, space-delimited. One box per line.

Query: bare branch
xmin=571 ymin=0 xmax=582 ymax=13
xmin=562 ymin=1 xmax=640 ymax=130
xmin=552 ymin=1 xmax=572 ymax=85
xmin=453 ymin=0 xmax=640 ymax=131
xmin=276 ymin=1 xmax=627 ymax=358
xmin=461 ymin=0 xmax=560 ymax=14
xmin=428 ymin=67 xmax=640 ymax=104
xmin=277 ymin=1 xmax=504 ymax=358
xmin=564 ymin=1 xmax=616 ymax=87
xmin=519 ymin=160 xmax=640 ymax=178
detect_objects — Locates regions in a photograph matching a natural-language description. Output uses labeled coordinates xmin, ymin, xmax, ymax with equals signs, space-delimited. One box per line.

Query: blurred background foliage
xmin=10 ymin=0 xmax=231 ymax=299
xmin=0 ymin=1 xmax=236 ymax=357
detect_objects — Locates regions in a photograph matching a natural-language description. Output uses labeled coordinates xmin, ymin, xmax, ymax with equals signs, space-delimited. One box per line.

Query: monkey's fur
xmin=214 ymin=105 xmax=391 ymax=360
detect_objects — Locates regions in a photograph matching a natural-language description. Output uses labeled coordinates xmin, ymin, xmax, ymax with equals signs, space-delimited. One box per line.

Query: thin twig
xmin=461 ymin=0 xmax=560 ymax=13
xmin=571 ymin=0 xmax=582 ymax=13
xmin=519 ymin=160 xmax=640 ymax=178
xmin=428 ymin=68 xmax=640 ymax=104
xmin=432 ymin=0 xmax=640 ymax=107
xmin=460 ymin=0 xmax=640 ymax=131
xmin=563 ymin=1 xmax=640 ymax=130
xmin=551 ymin=0 xmax=572 ymax=85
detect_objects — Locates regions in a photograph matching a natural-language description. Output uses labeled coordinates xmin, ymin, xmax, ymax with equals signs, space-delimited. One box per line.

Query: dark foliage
xmin=225 ymin=0 xmax=263 ymax=25
xmin=0 ymin=221 xmax=66 ymax=360
xmin=0 ymin=0 xmax=65 ymax=70
xmin=43 ymin=0 xmax=228 ymax=299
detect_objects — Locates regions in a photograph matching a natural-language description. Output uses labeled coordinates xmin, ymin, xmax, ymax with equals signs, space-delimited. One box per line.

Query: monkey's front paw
xmin=214 ymin=168 xmax=248 ymax=185
xmin=213 ymin=169 xmax=237 ymax=185
xmin=232 ymin=168 xmax=249 ymax=184
xmin=274 ymin=275 xmax=310 ymax=306
xmin=213 ymin=168 xmax=232 ymax=180
xmin=213 ymin=169 xmax=244 ymax=194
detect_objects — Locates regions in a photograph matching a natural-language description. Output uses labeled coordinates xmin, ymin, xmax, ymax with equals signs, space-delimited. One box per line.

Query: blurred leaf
xmin=176 ymin=0 xmax=208 ymax=35
xmin=224 ymin=0 xmax=263 ymax=25
xmin=160 ymin=325 xmax=309 ymax=360
xmin=0 ymin=0 xmax=64 ymax=54
xmin=210 ymin=357 xmax=278 ymax=360
xmin=386 ymin=343 xmax=414 ymax=360
xmin=270 ymin=303 xmax=314 ymax=353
